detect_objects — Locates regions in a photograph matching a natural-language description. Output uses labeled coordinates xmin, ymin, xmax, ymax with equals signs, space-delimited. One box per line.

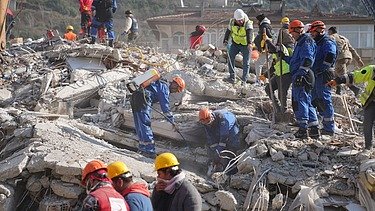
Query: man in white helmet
xmin=223 ymin=9 xmax=254 ymax=85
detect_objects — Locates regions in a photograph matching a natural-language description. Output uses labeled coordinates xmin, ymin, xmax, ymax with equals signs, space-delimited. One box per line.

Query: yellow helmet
xmin=107 ymin=161 xmax=130 ymax=179
xmin=281 ymin=17 xmax=290 ymax=24
xmin=66 ymin=25 xmax=74 ymax=31
xmin=154 ymin=152 xmax=180 ymax=171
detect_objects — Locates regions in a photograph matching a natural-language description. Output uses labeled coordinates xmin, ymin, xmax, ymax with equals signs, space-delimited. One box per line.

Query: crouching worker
xmin=81 ymin=160 xmax=129 ymax=210
xmin=327 ymin=65 xmax=375 ymax=151
xmin=152 ymin=152 xmax=202 ymax=211
xmin=129 ymin=72 xmax=186 ymax=158
xmin=199 ymin=108 xmax=240 ymax=176
xmin=107 ymin=161 xmax=153 ymax=211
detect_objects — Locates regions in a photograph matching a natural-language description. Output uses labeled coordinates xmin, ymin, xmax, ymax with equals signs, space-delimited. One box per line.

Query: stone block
xmin=50 ymin=180 xmax=83 ymax=199
xmin=0 ymin=183 xmax=15 ymax=211
xmin=0 ymin=152 xmax=29 ymax=181
xmin=56 ymin=160 xmax=85 ymax=176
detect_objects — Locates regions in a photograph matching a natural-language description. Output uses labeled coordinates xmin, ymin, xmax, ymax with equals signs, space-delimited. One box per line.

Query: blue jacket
xmin=312 ymin=34 xmax=337 ymax=75
xmin=285 ymin=33 xmax=316 ymax=79
xmin=122 ymin=183 xmax=152 ymax=211
xmin=145 ymin=80 xmax=173 ymax=121
xmin=203 ymin=109 xmax=239 ymax=156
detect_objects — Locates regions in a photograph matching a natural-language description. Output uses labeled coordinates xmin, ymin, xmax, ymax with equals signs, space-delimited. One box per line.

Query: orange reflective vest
xmin=64 ymin=31 xmax=77 ymax=41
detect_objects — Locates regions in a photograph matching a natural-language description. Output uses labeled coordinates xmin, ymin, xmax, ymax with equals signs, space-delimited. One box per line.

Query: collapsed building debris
xmin=0 ymin=40 xmax=374 ymax=210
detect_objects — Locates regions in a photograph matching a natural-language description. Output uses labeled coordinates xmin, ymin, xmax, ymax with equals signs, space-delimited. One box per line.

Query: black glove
xmin=112 ymin=7 xmax=117 ymax=13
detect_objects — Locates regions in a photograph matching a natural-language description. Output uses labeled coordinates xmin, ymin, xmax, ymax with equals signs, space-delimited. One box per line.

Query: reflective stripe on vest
xmin=230 ymin=19 xmax=253 ymax=45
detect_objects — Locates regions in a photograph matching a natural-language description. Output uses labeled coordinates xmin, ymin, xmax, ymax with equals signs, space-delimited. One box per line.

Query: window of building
xmin=203 ymin=28 xmax=227 ymax=46
xmin=336 ymin=25 xmax=374 ymax=49
xmin=172 ymin=32 xmax=185 ymax=46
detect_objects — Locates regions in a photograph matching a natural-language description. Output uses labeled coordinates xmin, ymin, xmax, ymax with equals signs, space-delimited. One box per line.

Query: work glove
xmin=112 ymin=7 xmax=117 ymax=13
xmin=326 ymin=80 xmax=337 ymax=87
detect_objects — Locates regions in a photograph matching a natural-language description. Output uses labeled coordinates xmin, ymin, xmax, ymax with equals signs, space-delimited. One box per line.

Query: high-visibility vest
xmin=272 ymin=45 xmax=292 ymax=76
xmin=230 ymin=19 xmax=253 ymax=45
xmin=64 ymin=31 xmax=77 ymax=41
xmin=353 ymin=65 xmax=375 ymax=105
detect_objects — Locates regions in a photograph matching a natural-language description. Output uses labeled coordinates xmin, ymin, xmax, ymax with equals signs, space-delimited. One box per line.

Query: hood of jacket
xmin=121 ymin=182 xmax=151 ymax=197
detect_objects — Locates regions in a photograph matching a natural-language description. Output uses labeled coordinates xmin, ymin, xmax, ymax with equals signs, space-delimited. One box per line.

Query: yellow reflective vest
xmin=272 ymin=46 xmax=292 ymax=76
xmin=352 ymin=65 xmax=375 ymax=106
xmin=229 ymin=18 xmax=253 ymax=45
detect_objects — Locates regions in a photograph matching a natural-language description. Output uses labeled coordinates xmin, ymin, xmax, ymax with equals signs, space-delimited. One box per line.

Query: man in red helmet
xmin=81 ymin=160 xmax=129 ymax=210
xmin=283 ymin=20 xmax=319 ymax=139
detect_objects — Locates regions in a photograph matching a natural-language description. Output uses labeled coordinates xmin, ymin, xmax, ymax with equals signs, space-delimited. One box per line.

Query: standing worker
xmin=327 ymin=65 xmax=375 ymax=151
xmin=81 ymin=160 xmax=129 ymax=210
xmin=107 ymin=161 xmax=153 ymax=211
xmin=64 ymin=25 xmax=77 ymax=41
xmin=278 ymin=16 xmax=294 ymax=48
xmin=130 ymin=75 xmax=186 ymax=158
xmin=309 ymin=21 xmax=337 ymax=136
xmin=223 ymin=9 xmax=254 ymax=85
xmin=190 ymin=25 xmax=206 ymax=49
xmin=152 ymin=152 xmax=202 ymax=211
xmin=121 ymin=10 xmax=139 ymax=42
xmin=78 ymin=0 xmax=94 ymax=37
xmin=284 ymin=20 xmax=319 ymax=139
xmin=199 ymin=108 xmax=240 ymax=175
xmin=90 ymin=0 xmax=117 ymax=47
xmin=328 ymin=26 xmax=364 ymax=95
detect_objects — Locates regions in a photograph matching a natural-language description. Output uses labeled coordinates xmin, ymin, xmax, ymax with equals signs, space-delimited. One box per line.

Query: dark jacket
xmin=92 ymin=0 xmax=116 ymax=22
xmin=122 ymin=183 xmax=153 ymax=211
xmin=151 ymin=178 xmax=202 ymax=211
xmin=254 ymin=17 xmax=274 ymax=50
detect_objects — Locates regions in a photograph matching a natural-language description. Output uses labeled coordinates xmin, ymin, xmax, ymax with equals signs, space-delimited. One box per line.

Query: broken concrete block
xmin=55 ymin=160 xmax=84 ymax=176
xmin=268 ymin=172 xmax=287 ymax=184
xmin=61 ymin=175 xmax=81 ymax=185
xmin=0 ymin=183 xmax=15 ymax=211
xmin=194 ymin=180 xmax=215 ymax=194
xmin=237 ymin=157 xmax=260 ymax=174
xmin=26 ymin=175 xmax=43 ymax=192
xmin=0 ymin=152 xmax=29 ymax=181
xmin=271 ymin=151 xmax=285 ymax=162
xmin=230 ymin=174 xmax=252 ymax=190
xmin=27 ymin=153 xmax=54 ymax=173
xmin=38 ymin=194 xmax=72 ymax=211
xmin=215 ymin=190 xmax=237 ymax=211
xmin=204 ymin=80 xmax=237 ymax=99
xmin=271 ymin=193 xmax=284 ymax=209
xmin=196 ymin=56 xmax=214 ymax=65
xmin=298 ymin=153 xmax=308 ymax=161
xmin=50 ymin=180 xmax=83 ymax=199
xmin=0 ymin=89 xmax=13 ymax=106
xmin=202 ymin=191 xmax=219 ymax=206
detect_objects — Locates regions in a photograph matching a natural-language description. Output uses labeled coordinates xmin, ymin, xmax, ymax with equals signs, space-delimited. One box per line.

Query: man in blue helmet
xmin=309 ymin=20 xmax=337 ymax=136
xmin=284 ymin=20 xmax=319 ymax=139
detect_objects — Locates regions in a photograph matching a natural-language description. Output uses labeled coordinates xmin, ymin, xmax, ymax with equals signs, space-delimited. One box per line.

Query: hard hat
xmin=199 ymin=108 xmax=212 ymax=124
xmin=154 ymin=152 xmax=180 ymax=171
xmin=281 ymin=17 xmax=290 ymax=24
xmin=107 ymin=161 xmax=131 ymax=179
xmin=125 ymin=10 xmax=133 ymax=15
xmin=234 ymin=9 xmax=246 ymax=20
xmin=309 ymin=20 xmax=326 ymax=32
xmin=288 ymin=20 xmax=304 ymax=33
xmin=66 ymin=25 xmax=74 ymax=31
xmin=172 ymin=76 xmax=185 ymax=93
xmin=81 ymin=160 xmax=107 ymax=185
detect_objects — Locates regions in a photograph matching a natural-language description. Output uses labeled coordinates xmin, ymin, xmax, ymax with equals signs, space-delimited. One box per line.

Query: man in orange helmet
xmin=130 ymin=76 xmax=186 ymax=158
xmin=81 ymin=160 xmax=129 ymax=210
xmin=283 ymin=20 xmax=319 ymax=139
xmin=198 ymin=108 xmax=240 ymax=175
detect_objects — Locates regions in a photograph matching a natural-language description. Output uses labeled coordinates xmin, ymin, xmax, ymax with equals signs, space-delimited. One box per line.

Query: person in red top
xmin=64 ymin=25 xmax=77 ymax=41
xmin=79 ymin=0 xmax=94 ymax=37
xmin=189 ymin=25 xmax=206 ymax=49
xmin=107 ymin=161 xmax=153 ymax=211
xmin=81 ymin=160 xmax=129 ymax=211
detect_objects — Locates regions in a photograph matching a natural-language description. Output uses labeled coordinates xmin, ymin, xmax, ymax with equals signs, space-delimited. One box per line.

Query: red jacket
xmin=79 ymin=0 xmax=93 ymax=13
xmin=89 ymin=185 xmax=129 ymax=211
xmin=190 ymin=35 xmax=203 ymax=49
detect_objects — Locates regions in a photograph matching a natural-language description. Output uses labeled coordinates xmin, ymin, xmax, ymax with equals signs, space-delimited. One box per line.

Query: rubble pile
xmin=0 ymin=41 xmax=374 ymax=210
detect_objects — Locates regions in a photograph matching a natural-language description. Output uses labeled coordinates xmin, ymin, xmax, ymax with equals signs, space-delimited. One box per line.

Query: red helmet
xmin=309 ymin=20 xmax=326 ymax=32
xmin=288 ymin=20 xmax=304 ymax=33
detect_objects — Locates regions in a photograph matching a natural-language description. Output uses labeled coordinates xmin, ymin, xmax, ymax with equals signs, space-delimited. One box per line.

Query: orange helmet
xmin=81 ymin=160 xmax=107 ymax=186
xmin=288 ymin=20 xmax=304 ymax=33
xmin=172 ymin=76 xmax=186 ymax=93
xmin=309 ymin=20 xmax=326 ymax=32
xmin=199 ymin=108 xmax=212 ymax=124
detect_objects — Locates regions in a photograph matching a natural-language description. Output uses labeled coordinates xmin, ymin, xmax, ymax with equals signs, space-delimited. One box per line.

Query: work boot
xmin=89 ymin=37 xmax=96 ymax=44
xmin=309 ymin=126 xmax=320 ymax=139
xmin=321 ymin=129 xmax=334 ymax=136
xmin=349 ymin=85 xmax=360 ymax=97
xmin=108 ymin=39 xmax=114 ymax=47
xmin=223 ymin=77 xmax=236 ymax=84
xmin=294 ymin=128 xmax=308 ymax=139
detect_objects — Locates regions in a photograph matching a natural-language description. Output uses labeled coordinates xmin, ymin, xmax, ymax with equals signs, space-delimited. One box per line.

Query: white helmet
xmin=234 ymin=9 xmax=245 ymax=20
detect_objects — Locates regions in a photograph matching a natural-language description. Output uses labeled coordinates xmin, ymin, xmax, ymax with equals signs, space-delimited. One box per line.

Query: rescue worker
xmin=190 ymin=25 xmax=206 ymax=49
xmin=309 ymin=21 xmax=337 ymax=136
xmin=254 ymin=13 xmax=274 ymax=84
xmin=199 ymin=108 xmax=240 ymax=175
xmin=328 ymin=26 xmax=364 ymax=95
xmin=64 ymin=25 xmax=77 ymax=41
xmin=107 ymin=161 xmax=153 ymax=211
xmin=121 ymin=10 xmax=139 ymax=42
xmin=152 ymin=152 xmax=202 ymax=211
xmin=81 ymin=160 xmax=129 ymax=210
xmin=277 ymin=16 xmax=294 ymax=48
xmin=130 ymin=77 xmax=186 ymax=158
xmin=327 ymin=65 xmax=375 ymax=151
xmin=284 ymin=20 xmax=319 ymax=139
xmin=223 ymin=9 xmax=254 ymax=85
xmin=90 ymin=0 xmax=117 ymax=47
xmin=79 ymin=0 xmax=94 ymax=37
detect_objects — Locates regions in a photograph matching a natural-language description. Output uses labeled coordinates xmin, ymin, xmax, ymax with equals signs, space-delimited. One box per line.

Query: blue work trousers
xmin=132 ymin=106 xmax=155 ymax=154
xmin=90 ymin=18 xmax=115 ymax=40
xmin=312 ymin=74 xmax=335 ymax=132
xmin=292 ymin=85 xmax=319 ymax=129
xmin=228 ymin=43 xmax=250 ymax=82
